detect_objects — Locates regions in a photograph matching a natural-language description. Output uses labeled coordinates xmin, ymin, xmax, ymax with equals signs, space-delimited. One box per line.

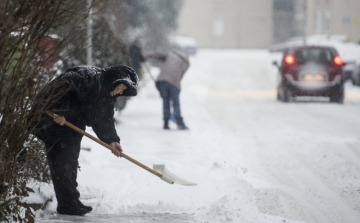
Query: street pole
xmin=86 ymin=0 xmax=93 ymax=66
xmin=303 ymin=0 xmax=307 ymax=45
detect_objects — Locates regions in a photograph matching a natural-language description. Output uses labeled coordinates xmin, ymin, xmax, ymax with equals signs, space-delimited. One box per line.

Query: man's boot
xmin=163 ymin=119 xmax=170 ymax=130
xmin=175 ymin=117 xmax=187 ymax=130
xmin=77 ymin=200 xmax=93 ymax=213
xmin=57 ymin=203 xmax=88 ymax=216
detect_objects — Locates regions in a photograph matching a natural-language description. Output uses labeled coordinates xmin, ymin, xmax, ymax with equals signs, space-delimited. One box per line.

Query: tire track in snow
xmin=200 ymin=50 xmax=360 ymax=223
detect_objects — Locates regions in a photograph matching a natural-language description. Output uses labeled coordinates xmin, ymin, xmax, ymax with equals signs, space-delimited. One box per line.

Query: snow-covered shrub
xmin=0 ymin=1 xmax=96 ymax=222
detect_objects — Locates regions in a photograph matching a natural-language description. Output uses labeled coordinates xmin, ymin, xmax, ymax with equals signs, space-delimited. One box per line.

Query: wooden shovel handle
xmin=142 ymin=62 xmax=156 ymax=81
xmin=46 ymin=112 xmax=162 ymax=178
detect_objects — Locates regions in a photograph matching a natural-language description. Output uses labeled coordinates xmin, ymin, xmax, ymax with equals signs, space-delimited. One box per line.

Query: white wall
xmin=174 ymin=0 xmax=273 ymax=48
xmin=304 ymin=0 xmax=360 ymax=43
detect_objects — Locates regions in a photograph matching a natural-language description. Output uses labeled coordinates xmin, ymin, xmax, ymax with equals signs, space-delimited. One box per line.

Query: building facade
xmin=174 ymin=0 xmax=273 ymax=48
xmin=295 ymin=0 xmax=360 ymax=43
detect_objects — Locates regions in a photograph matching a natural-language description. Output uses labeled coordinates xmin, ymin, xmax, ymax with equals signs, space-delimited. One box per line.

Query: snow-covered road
xmin=38 ymin=50 xmax=360 ymax=223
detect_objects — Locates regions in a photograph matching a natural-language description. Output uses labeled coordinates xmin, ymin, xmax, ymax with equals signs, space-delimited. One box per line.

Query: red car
xmin=273 ymin=46 xmax=345 ymax=103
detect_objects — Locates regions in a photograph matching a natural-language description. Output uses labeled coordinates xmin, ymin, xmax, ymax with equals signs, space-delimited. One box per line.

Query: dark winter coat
xmin=144 ymin=50 xmax=189 ymax=90
xmin=29 ymin=65 xmax=138 ymax=157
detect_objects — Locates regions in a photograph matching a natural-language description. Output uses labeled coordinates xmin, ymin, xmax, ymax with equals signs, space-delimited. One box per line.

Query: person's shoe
xmin=175 ymin=117 xmax=187 ymax=130
xmin=57 ymin=204 xmax=88 ymax=216
xmin=77 ymin=200 xmax=93 ymax=213
xmin=163 ymin=119 xmax=170 ymax=130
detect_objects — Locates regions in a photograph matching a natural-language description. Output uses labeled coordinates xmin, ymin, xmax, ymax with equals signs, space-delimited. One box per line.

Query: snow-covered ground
xmin=36 ymin=49 xmax=360 ymax=222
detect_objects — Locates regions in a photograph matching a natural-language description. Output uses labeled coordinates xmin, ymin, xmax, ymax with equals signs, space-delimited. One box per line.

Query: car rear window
xmin=294 ymin=48 xmax=333 ymax=65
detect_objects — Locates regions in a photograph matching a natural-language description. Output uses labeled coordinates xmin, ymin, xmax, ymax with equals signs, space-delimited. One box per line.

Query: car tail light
xmin=334 ymin=56 xmax=342 ymax=65
xmin=285 ymin=55 xmax=295 ymax=65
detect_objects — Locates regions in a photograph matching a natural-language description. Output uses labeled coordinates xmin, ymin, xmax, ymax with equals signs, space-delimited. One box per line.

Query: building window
xmin=213 ymin=17 xmax=224 ymax=37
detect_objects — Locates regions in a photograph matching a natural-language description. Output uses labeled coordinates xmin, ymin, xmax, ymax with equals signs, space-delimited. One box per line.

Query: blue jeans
xmin=156 ymin=81 xmax=181 ymax=120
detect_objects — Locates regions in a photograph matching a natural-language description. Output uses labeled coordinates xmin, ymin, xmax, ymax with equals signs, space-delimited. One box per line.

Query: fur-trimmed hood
xmin=65 ymin=65 xmax=138 ymax=98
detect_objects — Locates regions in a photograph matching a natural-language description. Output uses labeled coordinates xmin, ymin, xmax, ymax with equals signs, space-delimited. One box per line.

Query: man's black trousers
xmin=46 ymin=141 xmax=81 ymax=208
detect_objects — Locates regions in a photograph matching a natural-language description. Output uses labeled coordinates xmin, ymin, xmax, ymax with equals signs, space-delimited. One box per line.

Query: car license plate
xmin=304 ymin=74 xmax=324 ymax=81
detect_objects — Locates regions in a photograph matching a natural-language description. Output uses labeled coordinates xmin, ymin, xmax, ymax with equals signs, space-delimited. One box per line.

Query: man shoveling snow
xmin=28 ymin=65 xmax=138 ymax=216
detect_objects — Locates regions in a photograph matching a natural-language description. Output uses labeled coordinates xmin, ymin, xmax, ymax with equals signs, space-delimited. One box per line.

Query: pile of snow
xmin=169 ymin=35 xmax=198 ymax=55
xmin=169 ymin=36 xmax=197 ymax=48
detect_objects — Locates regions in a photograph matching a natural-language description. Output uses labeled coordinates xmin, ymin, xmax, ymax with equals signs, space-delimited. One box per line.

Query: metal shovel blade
xmin=153 ymin=165 xmax=197 ymax=186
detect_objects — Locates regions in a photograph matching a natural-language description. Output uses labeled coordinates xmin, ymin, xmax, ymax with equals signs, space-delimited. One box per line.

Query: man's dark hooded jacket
xmin=30 ymin=65 xmax=138 ymax=157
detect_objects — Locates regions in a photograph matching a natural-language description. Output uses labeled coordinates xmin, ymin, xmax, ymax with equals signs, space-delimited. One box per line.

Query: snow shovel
xmin=143 ymin=62 xmax=156 ymax=81
xmin=46 ymin=112 xmax=197 ymax=186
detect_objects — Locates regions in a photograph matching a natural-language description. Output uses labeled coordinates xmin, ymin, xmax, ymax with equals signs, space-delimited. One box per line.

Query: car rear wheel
xmin=353 ymin=74 xmax=360 ymax=86
xmin=277 ymin=85 xmax=290 ymax=102
xmin=351 ymin=78 xmax=357 ymax=85
xmin=330 ymin=90 xmax=344 ymax=104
